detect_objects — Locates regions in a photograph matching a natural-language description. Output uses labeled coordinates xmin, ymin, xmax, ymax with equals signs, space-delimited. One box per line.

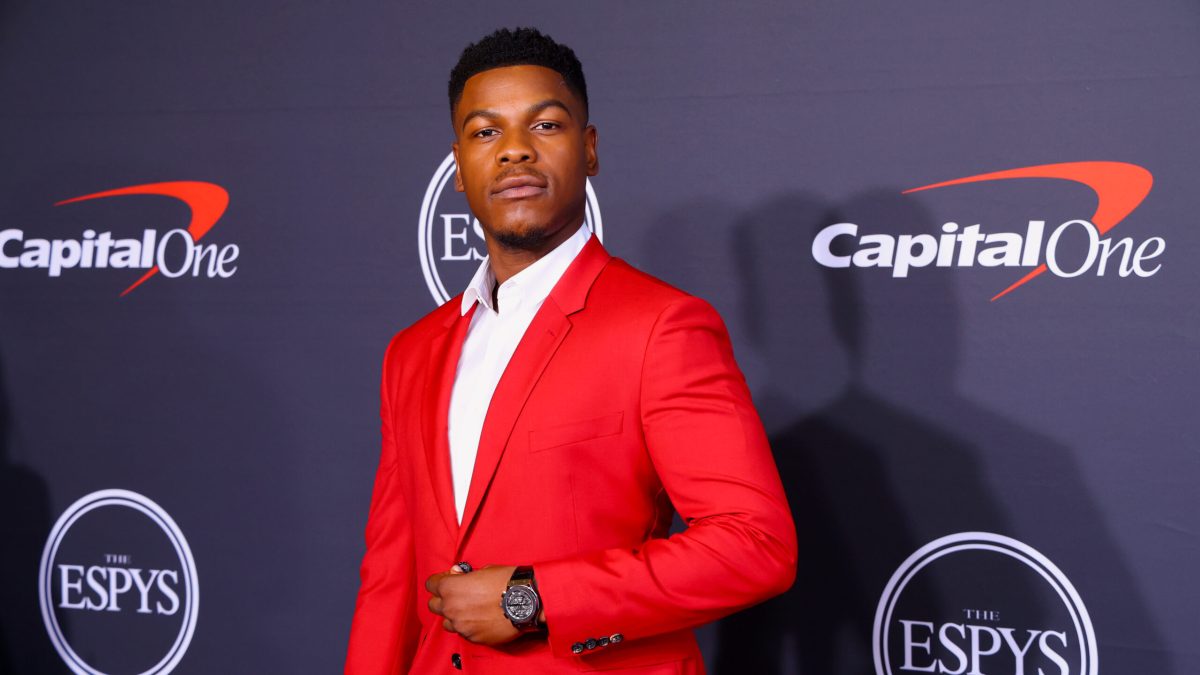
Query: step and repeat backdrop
xmin=1 ymin=2 xmax=1197 ymax=674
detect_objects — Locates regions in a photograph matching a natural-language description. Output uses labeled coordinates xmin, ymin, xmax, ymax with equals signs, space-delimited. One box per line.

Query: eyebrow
xmin=461 ymin=99 xmax=573 ymax=131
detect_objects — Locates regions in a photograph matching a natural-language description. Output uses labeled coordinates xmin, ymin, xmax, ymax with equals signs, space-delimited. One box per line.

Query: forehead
xmin=456 ymin=65 xmax=582 ymax=119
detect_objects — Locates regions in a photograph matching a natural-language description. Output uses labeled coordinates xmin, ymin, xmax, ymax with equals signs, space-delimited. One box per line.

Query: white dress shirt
xmin=448 ymin=223 xmax=592 ymax=522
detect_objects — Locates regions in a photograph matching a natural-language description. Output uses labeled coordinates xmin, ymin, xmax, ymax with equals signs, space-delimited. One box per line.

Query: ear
xmin=451 ymin=142 xmax=464 ymax=192
xmin=584 ymin=125 xmax=599 ymax=177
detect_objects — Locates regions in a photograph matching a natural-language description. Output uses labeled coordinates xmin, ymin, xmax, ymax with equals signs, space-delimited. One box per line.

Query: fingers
xmin=430 ymin=592 xmax=458 ymax=634
xmin=425 ymin=572 xmax=446 ymax=594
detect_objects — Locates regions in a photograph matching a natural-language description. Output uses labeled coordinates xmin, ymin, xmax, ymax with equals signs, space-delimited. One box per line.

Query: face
xmin=452 ymin=65 xmax=598 ymax=251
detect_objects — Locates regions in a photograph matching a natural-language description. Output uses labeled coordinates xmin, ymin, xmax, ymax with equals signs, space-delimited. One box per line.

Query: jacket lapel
xmin=421 ymin=304 xmax=474 ymax=540
xmin=455 ymin=237 xmax=612 ymax=549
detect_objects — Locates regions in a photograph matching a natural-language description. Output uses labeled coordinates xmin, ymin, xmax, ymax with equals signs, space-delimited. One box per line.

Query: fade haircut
xmin=448 ymin=27 xmax=588 ymax=121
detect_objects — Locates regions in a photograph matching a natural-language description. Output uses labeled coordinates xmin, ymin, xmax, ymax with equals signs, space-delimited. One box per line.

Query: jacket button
xmin=598 ymin=636 xmax=610 ymax=647
xmin=451 ymin=652 xmax=462 ymax=669
xmin=585 ymin=638 xmax=598 ymax=650
xmin=610 ymin=633 xmax=624 ymax=644
xmin=571 ymin=642 xmax=585 ymax=654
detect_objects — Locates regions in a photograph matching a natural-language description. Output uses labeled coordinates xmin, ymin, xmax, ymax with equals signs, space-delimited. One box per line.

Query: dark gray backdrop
xmin=1 ymin=1 xmax=1197 ymax=673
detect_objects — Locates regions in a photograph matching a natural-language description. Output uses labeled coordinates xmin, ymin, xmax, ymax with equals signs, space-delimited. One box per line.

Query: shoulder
xmin=592 ymin=258 xmax=687 ymax=307
xmin=381 ymin=295 xmax=463 ymax=372
xmin=573 ymin=257 xmax=730 ymax=350
xmin=590 ymin=257 xmax=722 ymax=322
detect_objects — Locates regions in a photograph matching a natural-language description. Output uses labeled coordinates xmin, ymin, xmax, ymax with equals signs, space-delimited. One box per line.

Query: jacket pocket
xmin=528 ymin=411 xmax=624 ymax=453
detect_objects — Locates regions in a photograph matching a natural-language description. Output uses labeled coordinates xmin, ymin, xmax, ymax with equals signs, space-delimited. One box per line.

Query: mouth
xmin=491 ymin=173 xmax=548 ymax=199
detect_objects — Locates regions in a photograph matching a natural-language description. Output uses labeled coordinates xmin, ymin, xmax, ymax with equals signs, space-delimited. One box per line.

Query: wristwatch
xmin=501 ymin=566 xmax=542 ymax=633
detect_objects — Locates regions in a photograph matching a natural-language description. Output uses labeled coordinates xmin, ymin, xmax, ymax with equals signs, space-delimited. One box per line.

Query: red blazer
xmin=345 ymin=238 xmax=796 ymax=674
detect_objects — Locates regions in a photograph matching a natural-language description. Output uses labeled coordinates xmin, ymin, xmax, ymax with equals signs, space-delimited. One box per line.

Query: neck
xmin=485 ymin=219 xmax=582 ymax=285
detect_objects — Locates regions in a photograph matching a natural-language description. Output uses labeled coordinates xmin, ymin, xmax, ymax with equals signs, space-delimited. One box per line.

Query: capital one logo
xmin=812 ymin=162 xmax=1163 ymax=300
xmin=39 ymin=489 xmax=200 ymax=675
xmin=874 ymin=532 xmax=1097 ymax=675
xmin=1 ymin=181 xmax=237 ymax=296
xmin=418 ymin=152 xmax=603 ymax=305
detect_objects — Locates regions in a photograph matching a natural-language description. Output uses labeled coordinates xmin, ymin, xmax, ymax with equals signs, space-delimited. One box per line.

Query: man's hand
xmin=426 ymin=564 xmax=520 ymax=645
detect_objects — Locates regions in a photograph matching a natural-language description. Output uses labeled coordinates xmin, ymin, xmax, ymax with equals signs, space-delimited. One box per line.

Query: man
xmin=346 ymin=27 xmax=796 ymax=674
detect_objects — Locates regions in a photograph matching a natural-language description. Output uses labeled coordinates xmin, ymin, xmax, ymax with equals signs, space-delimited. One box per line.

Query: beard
xmin=492 ymin=223 xmax=555 ymax=251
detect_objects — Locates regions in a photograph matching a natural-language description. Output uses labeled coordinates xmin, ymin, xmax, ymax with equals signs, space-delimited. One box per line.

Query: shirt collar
xmin=460 ymin=223 xmax=592 ymax=316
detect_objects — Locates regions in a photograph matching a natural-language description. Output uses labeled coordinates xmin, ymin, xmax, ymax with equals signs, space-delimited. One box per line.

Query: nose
xmin=497 ymin=129 xmax=536 ymax=165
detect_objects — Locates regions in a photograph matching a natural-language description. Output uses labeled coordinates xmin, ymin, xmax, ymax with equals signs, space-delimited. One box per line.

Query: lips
xmin=492 ymin=172 xmax=548 ymax=199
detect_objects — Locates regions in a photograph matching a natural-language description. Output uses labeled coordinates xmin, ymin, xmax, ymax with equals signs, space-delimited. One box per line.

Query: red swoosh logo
xmin=55 ymin=181 xmax=229 ymax=297
xmin=903 ymin=162 xmax=1153 ymax=301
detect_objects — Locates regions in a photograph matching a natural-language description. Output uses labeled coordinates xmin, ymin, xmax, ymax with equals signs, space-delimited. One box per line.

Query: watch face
xmin=503 ymin=585 xmax=539 ymax=623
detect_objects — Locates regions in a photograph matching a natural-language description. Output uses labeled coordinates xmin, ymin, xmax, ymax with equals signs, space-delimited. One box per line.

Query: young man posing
xmin=346 ymin=27 xmax=796 ymax=674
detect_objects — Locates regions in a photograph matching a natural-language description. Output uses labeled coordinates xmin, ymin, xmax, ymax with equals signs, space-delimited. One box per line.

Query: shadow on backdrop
xmin=0 ymin=351 xmax=61 ymax=675
xmin=643 ymin=190 xmax=1170 ymax=674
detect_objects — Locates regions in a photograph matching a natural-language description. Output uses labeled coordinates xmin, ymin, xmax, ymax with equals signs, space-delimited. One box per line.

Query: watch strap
xmin=508 ymin=565 xmax=536 ymax=589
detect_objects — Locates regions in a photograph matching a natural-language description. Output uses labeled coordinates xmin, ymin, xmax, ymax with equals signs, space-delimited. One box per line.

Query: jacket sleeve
xmin=534 ymin=295 xmax=798 ymax=657
xmin=344 ymin=338 xmax=421 ymax=674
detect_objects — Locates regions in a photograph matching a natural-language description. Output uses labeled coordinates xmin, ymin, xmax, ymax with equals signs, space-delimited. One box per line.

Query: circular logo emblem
xmin=874 ymin=532 xmax=1097 ymax=675
xmin=39 ymin=489 xmax=200 ymax=675
xmin=418 ymin=152 xmax=603 ymax=305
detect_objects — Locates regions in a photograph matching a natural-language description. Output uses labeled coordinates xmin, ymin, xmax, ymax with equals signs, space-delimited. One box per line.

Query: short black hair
xmin=448 ymin=27 xmax=588 ymax=120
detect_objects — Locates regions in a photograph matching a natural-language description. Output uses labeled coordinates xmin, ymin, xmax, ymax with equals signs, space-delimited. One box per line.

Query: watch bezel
xmin=502 ymin=567 xmax=541 ymax=631
xmin=502 ymin=584 xmax=540 ymax=624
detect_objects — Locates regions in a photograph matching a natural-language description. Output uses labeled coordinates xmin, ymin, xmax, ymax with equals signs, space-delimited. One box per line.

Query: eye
xmin=532 ymin=121 xmax=561 ymax=131
xmin=473 ymin=128 xmax=498 ymax=139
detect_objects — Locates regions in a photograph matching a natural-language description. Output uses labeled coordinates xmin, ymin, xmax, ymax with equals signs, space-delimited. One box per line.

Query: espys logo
xmin=418 ymin=152 xmax=602 ymax=305
xmin=39 ymin=489 xmax=200 ymax=675
xmin=874 ymin=532 xmax=1096 ymax=675
xmin=812 ymin=162 xmax=1162 ymax=300
xmin=1 ymin=181 xmax=236 ymax=296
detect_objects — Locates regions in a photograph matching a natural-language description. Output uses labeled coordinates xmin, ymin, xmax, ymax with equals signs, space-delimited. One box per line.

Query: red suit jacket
xmin=345 ymin=238 xmax=796 ymax=674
